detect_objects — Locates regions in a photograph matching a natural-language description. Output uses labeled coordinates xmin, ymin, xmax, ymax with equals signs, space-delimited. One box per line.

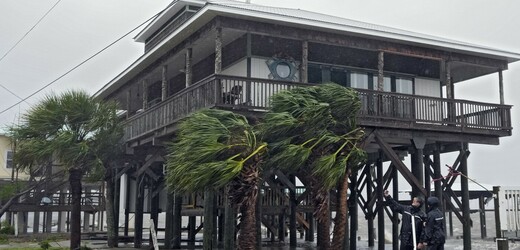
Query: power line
xmin=0 ymin=4 xmax=173 ymax=116
xmin=0 ymin=82 xmax=31 ymax=105
xmin=0 ymin=0 xmax=62 ymax=63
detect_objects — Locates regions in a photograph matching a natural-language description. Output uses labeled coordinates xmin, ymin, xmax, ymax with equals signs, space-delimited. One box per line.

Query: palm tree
xmin=260 ymin=83 xmax=366 ymax=249
xmin=9 ymin=90 xmax=123 ymax=250
xmin=165 ymin=109 xmax=267 ymax=250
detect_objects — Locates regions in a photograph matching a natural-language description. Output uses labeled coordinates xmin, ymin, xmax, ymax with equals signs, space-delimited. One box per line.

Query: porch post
xmin=301 ymin=40 xmax=308 ymax=83
xmin=460 ymin=142 xmax=472 ymax=250
xmin=215 ymin=27 xmax=222 ymax=74
xmin=446 ymin=60 xmax=453 ymax=99
xmin=162 ymin=64 xmax=168 ymax=101
xmin=377 ymin=51 xmax=384 ymax=91
xmin=433 ymin=144 xmax=443 ymax=203
xmin=377 ymin=151 xmax=385 ymax=250
xmin=411 ymin=138 xmax=425 ymax=199
xmin=185 ymin=48 xmax=193 ymax=87
xmin=142 ymin=79 xmax=148 ymax=110
xmin=498 ymin=70 xmax=504 ymax=104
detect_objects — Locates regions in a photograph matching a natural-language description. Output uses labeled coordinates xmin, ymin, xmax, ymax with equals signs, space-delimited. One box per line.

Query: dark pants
xmin=400 ymin=244 xmax=415 ymax=250
xmin=426 ymin=244 xmax=444 ymax=250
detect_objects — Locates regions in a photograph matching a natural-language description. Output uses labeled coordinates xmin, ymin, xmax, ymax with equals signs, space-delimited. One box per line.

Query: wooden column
xmin=479 ymin=195 xmax=487 ymax=239
xmin=33 ymin=211 xmax=40 ymax=233
xmin=433 ymin=144 xmax=443 ymax=201
xmin=289 ymin=175 xmax=297 ymax=247
xmin=367 ymin=164 xmax=374 ymax=247
xmin=164 ymin=192 xmax=174 ymax=249
xmin=172 ymin=194 xmax=183 ymax=249
xmin=124 ymin=174 xmax=131 ymax=237
xmin=149 ymin=182 xmax=160 ymax=247
xmin=142 ymin=80 xmax=148 ymax=110
xmin=215 ymin=27 xmax=222 ymax=74
xmin=460 ymin=142 xmax=471 ymax=250
xmin=499 ymin=70 xmax=504 ymax=104
xmin=134 ymin=175 xmax=145 ymax=248
xmin=162 ymin=64 xmax=168 ymax=101
xmin=377 ymin=51 xmax=384 ymax=91
xmin=301 ymin=40 xmax=308 ymax=83
xmin=424 ymin=155 xmax=431 ymax=197
xmin=224 ymin=189 xmax=236 ymax=249
xmin=349 ymin=173 xmax=358 ymax=250
xmin=494 ymin=186 xmax=502 ymax=238
xmin=392 ymin=165 xmax=399 ymax=250
xmin=246 ymin=33 xmax=252 ymax=105
xmin=203 ymin=189 xmax=216 ymax=250
xmin=445 ymin=60 xmax=453 ymax=99
xmin=411 ymin=138 xmax=425 ymax=199
xmin=377 ymin=152 xmax=385 ymax=250
xmin=185 ymin=48 xmax=193 ymax=87
xmin=278 ymin=210 xmax=286 ymax=242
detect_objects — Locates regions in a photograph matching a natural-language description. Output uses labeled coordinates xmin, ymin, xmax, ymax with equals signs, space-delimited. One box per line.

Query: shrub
xmin=0 ymin=220 xmax=14 ymax=235
xmin=39 ymin=240 xmax=51 ymax=250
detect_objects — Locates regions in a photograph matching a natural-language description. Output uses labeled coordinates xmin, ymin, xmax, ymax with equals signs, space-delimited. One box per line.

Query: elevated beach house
xmin=94 ymin=0 xmax=519 ymax=248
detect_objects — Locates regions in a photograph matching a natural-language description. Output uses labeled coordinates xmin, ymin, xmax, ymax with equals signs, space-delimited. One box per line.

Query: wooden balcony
xmin=123 ymin=75 xmax=512 ymax=143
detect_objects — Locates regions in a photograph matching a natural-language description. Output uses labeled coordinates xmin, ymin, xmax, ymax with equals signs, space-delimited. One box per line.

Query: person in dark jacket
xmin=418 ymin=196 xmax=446 ymax=250
xmin=384 ymin=190 xmax=426 ymax=250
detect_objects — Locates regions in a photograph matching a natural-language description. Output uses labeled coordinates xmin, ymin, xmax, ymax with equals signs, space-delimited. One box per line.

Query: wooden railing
xmin=123 ymin=75 xmax=512 ymax=141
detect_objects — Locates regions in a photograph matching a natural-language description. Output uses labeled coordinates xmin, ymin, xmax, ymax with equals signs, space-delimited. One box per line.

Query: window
xmin=350 ymin=72 xmax=368 ymax=89
xmin=6 ymin=150 xmax=13 ymax=169
xmin=396 ymin=78 xmax=413 ymax=94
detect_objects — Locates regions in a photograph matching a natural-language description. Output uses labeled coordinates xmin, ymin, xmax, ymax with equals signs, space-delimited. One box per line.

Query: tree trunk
xmin=314 ymin=186 xmax=330 ymax=250
xmin=235 ymin=163 xmax=259 ymax=250
xmin=69 ymin=169 xmax=83 ymax=250
xmin=105 ymin=173 xmax=117 ymax=247
xmin=331 ymin=172 xmax=349 ymax=249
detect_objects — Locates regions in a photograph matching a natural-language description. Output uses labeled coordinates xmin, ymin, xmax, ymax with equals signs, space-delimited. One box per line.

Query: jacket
xmin=385 ymin=195 xmax=426 ymax=246
xmin=421 ymin=197 xmax=446 ymax=245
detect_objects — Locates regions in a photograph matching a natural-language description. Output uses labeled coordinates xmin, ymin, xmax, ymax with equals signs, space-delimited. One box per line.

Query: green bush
xmin=0 ymin=220 xmax=15 ymax=235
xmin=39 ymin=240 xmax=51 ymax=250
xmin=0 ymin=234 xmax=8 ymax=244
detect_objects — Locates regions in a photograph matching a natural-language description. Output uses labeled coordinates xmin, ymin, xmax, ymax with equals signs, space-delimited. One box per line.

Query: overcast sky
xmin=1 ymin=0 xmax=519 ymax=186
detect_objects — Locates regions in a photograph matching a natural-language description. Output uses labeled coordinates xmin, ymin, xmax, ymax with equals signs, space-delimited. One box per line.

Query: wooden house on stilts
xmin=94 ymin=0 xmax=519 ymax=249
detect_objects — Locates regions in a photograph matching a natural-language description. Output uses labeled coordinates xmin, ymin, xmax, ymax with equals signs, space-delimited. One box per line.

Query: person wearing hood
xmin=384 ymin=190 xmax=426 ymax=250
xmin=418 ymin=196 xmax=446 ymax=249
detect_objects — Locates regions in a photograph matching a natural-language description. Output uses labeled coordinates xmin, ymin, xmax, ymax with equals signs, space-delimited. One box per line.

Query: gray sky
xmin=1 ymin=0 xmax=519 ymax=186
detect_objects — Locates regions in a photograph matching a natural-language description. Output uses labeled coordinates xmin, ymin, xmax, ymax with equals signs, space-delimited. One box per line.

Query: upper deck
xmin=123 ymin=74 xmax=511 ymax=146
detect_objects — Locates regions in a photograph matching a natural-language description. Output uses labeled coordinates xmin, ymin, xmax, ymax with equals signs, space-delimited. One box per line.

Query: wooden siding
xmin=123 ymin=75 xmax=512 ymax=142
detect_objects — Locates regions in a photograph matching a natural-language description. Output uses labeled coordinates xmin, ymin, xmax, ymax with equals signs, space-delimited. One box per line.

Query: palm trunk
xmin=69 ymin=169 xmax=83 ymax=250
xmin=331 ymin=172 xmax=349 ymax=249
xmin=105 ymin=175 xmax=117 ymax=247
xmin=314 ymin=187 xmax=330 ymax=250
xmin=235 ymin=163 xmax=259 ymax=250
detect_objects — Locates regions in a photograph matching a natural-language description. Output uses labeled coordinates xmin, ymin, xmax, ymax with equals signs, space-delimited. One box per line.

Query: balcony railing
xmin=124 ymin=75 xmax=512 ymax=141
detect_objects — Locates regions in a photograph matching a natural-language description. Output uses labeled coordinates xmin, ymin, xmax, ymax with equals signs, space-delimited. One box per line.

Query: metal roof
xmin=95 ymin=0 xmax=520 ymax=98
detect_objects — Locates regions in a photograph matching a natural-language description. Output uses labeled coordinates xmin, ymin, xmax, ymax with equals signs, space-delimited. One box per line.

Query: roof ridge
xmin=205 ymin=1 xmax=504 ymax=53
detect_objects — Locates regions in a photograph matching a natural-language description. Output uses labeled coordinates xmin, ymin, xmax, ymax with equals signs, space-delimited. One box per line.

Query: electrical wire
xmin=0 ymin=2 xmax=175 ymax=116
xmin=0 ymin=0 xmax=62 ymax=63
xmin=0 ymin=82 xmax=31 ymax=105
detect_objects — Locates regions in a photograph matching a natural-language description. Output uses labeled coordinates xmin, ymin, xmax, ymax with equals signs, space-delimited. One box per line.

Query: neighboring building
xmin=0 ymin=134 xmax=15 ymax=180
xmin=94 ymin=0 xmax=520 ymax=248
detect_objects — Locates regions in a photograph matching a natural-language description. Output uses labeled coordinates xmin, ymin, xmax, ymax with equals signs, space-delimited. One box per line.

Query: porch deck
xmin=123 ymin=75 xmax=512 ymax=142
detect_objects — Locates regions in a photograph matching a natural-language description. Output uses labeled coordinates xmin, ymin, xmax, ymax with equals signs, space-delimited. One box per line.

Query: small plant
xmin=39 ymin=240 xmax=51 ymax=250
xmin=0 ymin=234 xmax=8 ymax=244
xmin=0 ymin=220 xmax=14 ymax=235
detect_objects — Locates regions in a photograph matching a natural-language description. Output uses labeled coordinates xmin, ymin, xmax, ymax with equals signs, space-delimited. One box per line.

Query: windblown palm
xmin=260 ymin=83 xmax=366 ymax=249
xmin=165 ymin=109 xmax=266 ymax=250
xmin=9 ymin=90 xmax=123 ymax=250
